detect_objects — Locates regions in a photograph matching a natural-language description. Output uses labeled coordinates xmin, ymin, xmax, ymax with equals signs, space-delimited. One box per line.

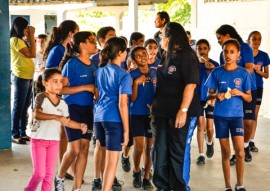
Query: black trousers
xmin=152 ymin=116 xmax=197 ymax=191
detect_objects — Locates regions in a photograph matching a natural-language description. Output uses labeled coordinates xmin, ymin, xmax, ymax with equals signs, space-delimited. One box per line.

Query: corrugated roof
xmin=9 ymin=0 xmax=168 ymax=6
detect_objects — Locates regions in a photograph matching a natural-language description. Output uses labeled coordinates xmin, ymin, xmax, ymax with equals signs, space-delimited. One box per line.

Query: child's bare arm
xmin=35 ymin=109 xmax=87 ymax=133
xmin=230 ymin=89 xmax=252 ymax=103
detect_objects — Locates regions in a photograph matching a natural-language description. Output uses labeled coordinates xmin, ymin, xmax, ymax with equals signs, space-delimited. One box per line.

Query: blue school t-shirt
xmin=130 ymin=68 xmax=157 ymax=115
xmin=91 ymin=51 xmax=100 ymax=64
xmin=219 ymin=42 xmax=256 ymax=90
xmin=199 ymin=59 xmax=219 ymax=101
xmin=254 ymin=50 xmax=270 ymax=88
xmin=205 ymin=66 xmax=253 ymax=117
xmin=90 ymin=51 xmax=128 ymax=70
xmin=62 ymin=57 xmax=97 ymax=107
xmin=94 ymin=63 xmax=132 ymax=122
xmin=45 ymin=44 xmax=65 ymax=68
xmin=148 ymin=58 xmax=161 ymax=68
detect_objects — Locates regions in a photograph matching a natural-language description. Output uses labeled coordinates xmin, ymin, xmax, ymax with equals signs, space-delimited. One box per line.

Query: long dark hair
xmin=59 ymin=31 xmax=95 ymax=71
xmin=216 ymin=24 xmax=243 ymax=43
xmin=44 ymin=20 xmax=79 ymax=60
xmin=36 ymin=68 xmax=62 ymax=93
xmin=163 ymin=22 xmax=194 ymax=64
xmin=100 ymin=37 xmax=127 ymax=67
xmin=10 ymin=17 xmax=29 ymax=39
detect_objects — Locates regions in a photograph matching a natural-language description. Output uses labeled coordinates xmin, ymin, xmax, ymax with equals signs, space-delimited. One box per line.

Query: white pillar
xmin=128 ymin=0 xmax=138 ymax=32
xmin=262 ymin=1 xmax=270 ymax=119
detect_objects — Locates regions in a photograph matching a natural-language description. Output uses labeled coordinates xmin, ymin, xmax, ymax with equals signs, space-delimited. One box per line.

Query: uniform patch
xmin=234 ymin=78 xmax=241 ymax=88
xmin=168 ymin=65 xmax=176 ymax=74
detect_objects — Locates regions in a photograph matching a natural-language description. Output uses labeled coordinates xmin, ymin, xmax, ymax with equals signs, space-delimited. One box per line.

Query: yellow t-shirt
xmin=10 ymin=37 xmax=34 ymax=79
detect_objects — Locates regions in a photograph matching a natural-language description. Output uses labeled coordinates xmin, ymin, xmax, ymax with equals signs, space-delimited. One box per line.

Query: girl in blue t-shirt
xmin=44 ymin=20 xmax=79 ymax=68
xmin=247 ymin=31 xmax=270 ymax=152
xmin=94 ymin=37 xmax=132 ymax=191
xmin=216 ymin=24 xmax=256 ymax=164
xmin=195 ymin=39 xmax=219 ymax=165
xmin=54 ymin=31 xmax=98 ymax=191
xmin=129 ymin=46 xmax=156 ymax=189
xmin=205 ymin=39 xmax=253 ymax=191
xmin=144 ymin=39 xmax=160 ymax=68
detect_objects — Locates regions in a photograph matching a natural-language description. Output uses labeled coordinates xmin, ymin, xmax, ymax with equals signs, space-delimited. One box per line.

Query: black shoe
xmin=225 ymin=189 xmax=233 ymax=191
xmin=244 ymin=146 xmax=252 ymax=162
xmin=64 ymin=172 xmax=84 ymax=184
xmin=12 ymin=138 xmax=27 ymax=145
xmin=206 ymin=142 xmax=214 ymax=158
xmin=249 ymin=141 xmax=258 ymax=152
xmin=142 ymin=178 xmax=153 ymax=190
xmin=121 ymin=153 xmax=131 ymax=172
xmin=141 ymin=167 xmax=153 ymax=180
xmin=196 ymin=155 xmax=205 ymax=165
xmin=235 ymin=184 xmax=246 ymax=191
xmin=112 ymin=177 xmax=123 ymax=191
xmin=230 ymin=155 xmax=236 ymax=165
xmin=133 ymin=170 xmax=142 ymax=188
xmin=92 ymin=178 xmax=102 ymax=191
xmin=54 ymin=176 xmax=65 ymax=191
xmin=64 ymin=172 xmax=74 ymax=180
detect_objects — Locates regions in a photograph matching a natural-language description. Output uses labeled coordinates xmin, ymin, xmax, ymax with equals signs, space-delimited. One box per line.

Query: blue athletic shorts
xmin=131 ymin=115 xmax=152 ymax=138
xmin=214 ymin=116 xmax=244 ymax=139
xmin=200 ymin=101 xmax=214 ymax=119
xmin=65 ymin=104 xmax=93 ymax=142
xmin=256 ymin=87 xmax=263 ymax=105
xmin=243 ymin=90 xmax=257 ymax=120
xmin=94 ymin=122 xmax=123 ymax=151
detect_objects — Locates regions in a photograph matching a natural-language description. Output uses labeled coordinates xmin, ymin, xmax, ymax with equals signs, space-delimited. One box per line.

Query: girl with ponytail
xmin=54 ymin=31 xmax=98 ymax=191
xmin=44 ymin=20 xmax=79 ymax=68
xmin=94 ymin=37 xmax=132 ymax=191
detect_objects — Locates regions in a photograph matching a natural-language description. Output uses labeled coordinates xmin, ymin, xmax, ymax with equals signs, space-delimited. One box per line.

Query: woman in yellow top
xmin=10 ymin=17 xmax=36 ymax=144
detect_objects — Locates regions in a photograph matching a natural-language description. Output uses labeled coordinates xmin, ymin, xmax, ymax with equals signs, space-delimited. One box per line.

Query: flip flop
xmin=12 ymin=138 xmax=27 ymax=145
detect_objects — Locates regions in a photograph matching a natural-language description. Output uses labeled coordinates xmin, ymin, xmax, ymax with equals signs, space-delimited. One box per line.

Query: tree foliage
xmin=158 ymin=0 xmax=191 ymax=26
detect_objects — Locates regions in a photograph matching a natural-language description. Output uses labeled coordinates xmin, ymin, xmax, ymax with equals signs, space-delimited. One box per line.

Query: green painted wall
xmin=0 ymin=1 xmax=11 ymax=150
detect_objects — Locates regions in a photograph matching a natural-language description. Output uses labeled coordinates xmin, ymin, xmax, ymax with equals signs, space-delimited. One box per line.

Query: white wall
xmin=191 ymin=0 xmax=270 ymax=117
xmin=9 ymin=8 xmax=57 ymax=35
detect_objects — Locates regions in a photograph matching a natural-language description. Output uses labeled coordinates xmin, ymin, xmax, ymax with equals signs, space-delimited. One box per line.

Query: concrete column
xmin=57 ymin=10 xmax=67 ymax=25
xmin=128 ymin=0 xmax=138 ymax=32
xmin=262 ymin=0 xmax=270 ymax=119
xmin=115 ymin=11 xmax=125 ymax=36
xmin=0 ymin=1 xmax=11 ymax=150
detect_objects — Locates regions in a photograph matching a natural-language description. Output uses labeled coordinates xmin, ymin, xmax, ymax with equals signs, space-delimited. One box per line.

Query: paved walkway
xmin=0 ymin=116 xmax=270 ymax=191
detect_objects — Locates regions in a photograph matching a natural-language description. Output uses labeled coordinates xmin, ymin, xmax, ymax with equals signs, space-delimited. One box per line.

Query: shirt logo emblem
xmin=168 ymin=65 xmax=176 ymax=74
xmin=234 ymin=78 xmax=241 ymax=88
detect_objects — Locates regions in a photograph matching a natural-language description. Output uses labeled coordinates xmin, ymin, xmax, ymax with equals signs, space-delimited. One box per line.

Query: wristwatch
xmin=180 ymin=107 xmax=188 ymax=112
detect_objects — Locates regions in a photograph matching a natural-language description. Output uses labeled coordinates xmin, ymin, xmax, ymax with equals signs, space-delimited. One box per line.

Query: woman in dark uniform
xmin=151 ymin=22 xmax=200 ymax=191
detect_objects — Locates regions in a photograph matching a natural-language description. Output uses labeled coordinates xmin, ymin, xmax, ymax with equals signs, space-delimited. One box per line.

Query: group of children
xmin=10 ymin=15 xmax=270 ymax=191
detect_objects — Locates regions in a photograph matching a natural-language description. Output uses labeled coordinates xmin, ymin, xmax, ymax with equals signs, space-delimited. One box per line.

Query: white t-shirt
xmin=30 ymin=92 xmax=69 ymax=141
xmin=33 ymin=52 xmax=45 ymax=81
